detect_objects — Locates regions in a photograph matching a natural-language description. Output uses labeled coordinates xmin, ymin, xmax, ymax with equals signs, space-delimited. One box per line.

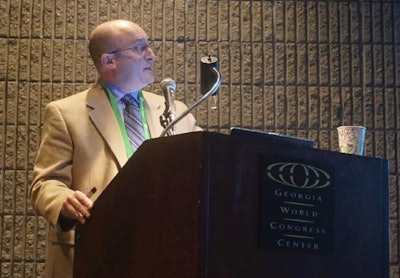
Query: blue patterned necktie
xmin=121 ymin=94 xmax=145 ymax=152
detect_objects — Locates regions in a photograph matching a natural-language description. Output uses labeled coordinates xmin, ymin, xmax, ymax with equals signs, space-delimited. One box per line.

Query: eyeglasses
xmin=106 ymin=43 xmax=152 ymax=56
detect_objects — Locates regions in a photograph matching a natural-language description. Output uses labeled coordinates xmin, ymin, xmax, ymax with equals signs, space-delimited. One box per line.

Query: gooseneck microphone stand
xmin=160 ymin=67 xmax=222 ymax=137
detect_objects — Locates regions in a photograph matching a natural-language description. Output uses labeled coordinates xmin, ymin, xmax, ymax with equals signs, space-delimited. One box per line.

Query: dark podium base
xmin=74 ymin=131 xmax=389 ymax=278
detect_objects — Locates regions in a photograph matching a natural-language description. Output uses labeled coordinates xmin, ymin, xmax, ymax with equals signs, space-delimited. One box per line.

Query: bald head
xmin=88 ymin=20 xmax=146 ymax=67
xmin=88 ymin=19 xmax=155 ymax=92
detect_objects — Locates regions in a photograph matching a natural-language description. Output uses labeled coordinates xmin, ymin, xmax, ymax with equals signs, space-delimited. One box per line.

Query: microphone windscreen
xmin=160 ymin=78 xmax=176 ymax=91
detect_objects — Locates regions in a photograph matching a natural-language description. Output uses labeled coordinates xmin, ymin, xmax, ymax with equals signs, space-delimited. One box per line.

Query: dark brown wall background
xmin=0 ymin=0 xmax=399 ymax=277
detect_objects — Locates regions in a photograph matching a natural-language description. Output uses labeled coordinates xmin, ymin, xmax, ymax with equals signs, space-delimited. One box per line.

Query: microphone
xmin=159 ymin=78 xmax=177 ymax=135
xmin=201 ymin=56 xmax=219 ymax=109
xmin=160 ymin=78 xmax=176 ymax=111
xmin=159 ymin=56 xmax=222 ymax=137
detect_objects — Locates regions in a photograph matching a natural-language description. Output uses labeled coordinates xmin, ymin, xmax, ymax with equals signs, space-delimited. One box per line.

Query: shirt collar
xmin=102 ymin=81 xmax=139 ymax=103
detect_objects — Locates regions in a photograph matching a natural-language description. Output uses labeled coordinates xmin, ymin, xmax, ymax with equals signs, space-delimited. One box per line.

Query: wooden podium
xmin=74 ymin=131 xmax=389 ymax=278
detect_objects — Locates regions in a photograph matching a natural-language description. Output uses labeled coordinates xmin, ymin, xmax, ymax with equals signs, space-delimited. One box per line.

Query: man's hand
xmin=60 ymin=190 xmax=94 ymax=224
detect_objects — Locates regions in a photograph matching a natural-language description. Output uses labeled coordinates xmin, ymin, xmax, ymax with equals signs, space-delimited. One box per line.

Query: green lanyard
xmin=101 ymin=83 xmax=151 ymax=158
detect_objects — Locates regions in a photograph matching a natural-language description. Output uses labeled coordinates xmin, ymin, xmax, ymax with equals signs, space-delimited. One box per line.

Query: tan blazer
xmin=30 ymin=83 xmax=201 ymax=278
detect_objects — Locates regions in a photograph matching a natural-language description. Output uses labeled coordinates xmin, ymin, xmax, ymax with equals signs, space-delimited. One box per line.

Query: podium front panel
xmin=74 ymin=132 xmax=389 ymax=278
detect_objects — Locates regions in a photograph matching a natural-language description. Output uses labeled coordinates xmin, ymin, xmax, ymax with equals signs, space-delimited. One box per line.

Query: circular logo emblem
xmin=266 ymin=162 xmax=331 ymax=189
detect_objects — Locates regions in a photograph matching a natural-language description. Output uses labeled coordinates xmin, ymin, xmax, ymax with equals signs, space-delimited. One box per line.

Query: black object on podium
xmin=74 ymin=131 xmax=389 ymax=278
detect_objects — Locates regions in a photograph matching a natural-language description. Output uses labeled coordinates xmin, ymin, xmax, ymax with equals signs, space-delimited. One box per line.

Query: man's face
xmin=111 ymin=27 xmax=156 ymax=92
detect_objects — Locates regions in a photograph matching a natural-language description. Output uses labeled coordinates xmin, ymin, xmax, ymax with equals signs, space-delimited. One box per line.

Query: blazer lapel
xmin=141 ymin=91 xmax=165 ymax=138
xmin=86 ymin=84 xmax=128 ymax=167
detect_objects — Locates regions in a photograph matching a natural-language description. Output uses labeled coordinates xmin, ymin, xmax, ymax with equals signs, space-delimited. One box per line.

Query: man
xmin=30 ymin=19 xmax=200 ymax=278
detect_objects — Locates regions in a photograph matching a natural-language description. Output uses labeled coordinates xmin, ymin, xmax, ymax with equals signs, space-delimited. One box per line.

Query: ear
xmin=99 ymin=53 xmax=116 ymax=69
